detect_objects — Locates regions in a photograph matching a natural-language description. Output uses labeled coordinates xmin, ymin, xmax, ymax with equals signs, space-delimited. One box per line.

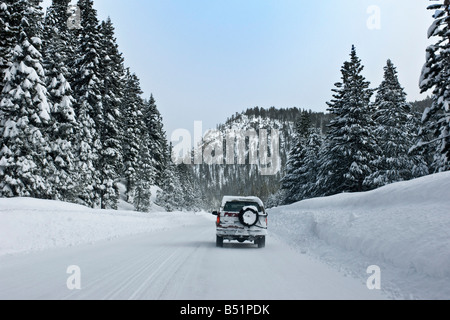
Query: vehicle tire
xmin=257 ymin=236 xmax=266 ymax=248
xmin=216 ymin=235 xmax=224 ymax=248
xmin=239 ymin=207 xmax=259 ymax=227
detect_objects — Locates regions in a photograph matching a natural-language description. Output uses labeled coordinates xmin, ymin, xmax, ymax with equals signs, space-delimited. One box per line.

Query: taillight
xmin=216 ymin=215 xmax=221 ymax=226
xmin=265 ymin=217 xmax=268 ymax=226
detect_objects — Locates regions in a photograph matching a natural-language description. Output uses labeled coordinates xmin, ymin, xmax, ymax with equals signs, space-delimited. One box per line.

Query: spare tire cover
xmin=239 ymin=207 xmax=259 ymax=227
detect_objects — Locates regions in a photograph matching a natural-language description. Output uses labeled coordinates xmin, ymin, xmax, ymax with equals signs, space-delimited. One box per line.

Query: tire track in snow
xmin=0 ymin=216 xmax=387 ymax=300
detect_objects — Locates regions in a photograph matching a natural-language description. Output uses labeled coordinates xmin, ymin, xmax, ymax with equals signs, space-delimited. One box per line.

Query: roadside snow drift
xmin=0 ymin=198 xmax=202 ymax=256
xmin=269 ymin=172 xmax=450 ymax=299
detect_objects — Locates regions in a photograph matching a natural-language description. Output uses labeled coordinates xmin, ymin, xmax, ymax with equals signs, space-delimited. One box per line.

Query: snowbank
xmin=269 ymin=172 xmax=450 ymax=299
xmin=0 ymin=197 xmax=204 ymax=256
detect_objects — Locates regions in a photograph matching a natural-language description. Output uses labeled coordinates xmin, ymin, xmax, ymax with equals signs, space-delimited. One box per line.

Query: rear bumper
xmin=216 ymin=226 xmax=268 ymax=240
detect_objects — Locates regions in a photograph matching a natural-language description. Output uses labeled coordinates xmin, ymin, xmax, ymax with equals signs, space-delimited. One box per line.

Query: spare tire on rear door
xmin=239 ymin=207 xmax=259 ymax=227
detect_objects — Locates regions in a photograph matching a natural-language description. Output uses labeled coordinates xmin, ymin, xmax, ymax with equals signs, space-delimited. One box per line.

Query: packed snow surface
xmin=269 ymin=171 xmax=450 ymax=299
xmin=0 ymin=198 xmax=198 ymax=256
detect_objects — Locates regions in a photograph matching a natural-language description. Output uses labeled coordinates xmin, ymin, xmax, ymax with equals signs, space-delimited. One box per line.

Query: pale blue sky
xmin=43 ymin=0 xmax=434 ymax=136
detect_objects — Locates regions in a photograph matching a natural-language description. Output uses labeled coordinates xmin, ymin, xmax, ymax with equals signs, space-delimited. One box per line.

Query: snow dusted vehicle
xmin=212 ymin=196 xmax=268 ymax=248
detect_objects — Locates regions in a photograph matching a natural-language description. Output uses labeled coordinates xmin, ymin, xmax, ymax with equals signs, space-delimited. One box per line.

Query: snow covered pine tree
xmin=0 ymin=0 xmax=15 ymax=95
xmin=144 ymin=95 xmax=169 ymax=184
xmin=282 ymin=111 xmax=323 ymax=203
xmin=97 ymin=17 xmax=125 ymax=209
xmin=71 ymin=0 xmax=104 ymax=207
xmin=0 ymin=0 xmax=52 ymax=198
xmin=317 ymin=46 xmax=379 ymax=196
xmin=418 ymin=0 xmax=450 ymax=172
xmin=42 ymin=0 xmax=79 ymax=202
xmin=366 ymin=60 xmax=429 ymax=187
xmin=121 ymin=69 xmax=144 ymax=204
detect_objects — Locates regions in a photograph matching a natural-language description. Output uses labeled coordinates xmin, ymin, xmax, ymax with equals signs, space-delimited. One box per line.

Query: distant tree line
xmin=224 ymin=107 xmax=335 ymax=136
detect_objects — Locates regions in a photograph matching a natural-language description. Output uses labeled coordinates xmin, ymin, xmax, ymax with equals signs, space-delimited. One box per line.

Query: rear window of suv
xmin=223 ymin=201 xmax=261 ymax=213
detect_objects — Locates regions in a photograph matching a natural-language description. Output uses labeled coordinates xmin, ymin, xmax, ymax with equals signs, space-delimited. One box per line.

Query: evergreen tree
xmin=366 ymin=60 xmax=428 ymax=187
xmin=266 ymin=189 xmax=287 ymax=208
xmin=64 ymin=2 xmax=81 ymax=89
xmin=71 ymin=0 xmax=103 ymax=207
xmin=282 ymin=111 xmax=323 ymax=204
xmin=42 ymin=0 xmax=75 ymax=73
xmin=133 ymin=94 xmax=172 ymax=211
xmin=42 ymin=0 xmax=71 ymax=48
xmin=43 ymin=0 xmax=79 ymax=202
xmin=155 ymin=160 xmax=184 ymax=212
xmin=133 ymin=130 xmax=156 ymax=213
xmin=417 ymin=0 xmax=450 ymax=172
xmin=0 ymin=0 xmax=14 ymax=95
xmin=143 ymin=95 xmax=169 ymax=185
xmin=177 ymin=163 xmax=202 ymax=211
xmin=296 ymin=130 xmax=323 ymax=200
xmin=121 ymin=69 xmax=145 ymax=203
xmin=318 ymin=46 xmax=379 ymax=195
xmin=0 ymin=1 xmax=11 ymax=157
xmin=1 ymin=0 xmax=27 ymax=93
xmin=0 ymin=0 xmax=52 ymax=198
xmin=97 ymin=17 xmax=125 ymax=209
xmin=281 ymin=111 xmax=311 ymax=203
xmin=154 ymin=143 xmax=202 ymax=212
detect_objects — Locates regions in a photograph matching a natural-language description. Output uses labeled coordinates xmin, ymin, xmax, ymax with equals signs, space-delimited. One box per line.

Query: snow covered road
xmin=4 ymin=172 xmax=448 ymax=300
xmin=0 ymin=215 xmax=385 ymax=300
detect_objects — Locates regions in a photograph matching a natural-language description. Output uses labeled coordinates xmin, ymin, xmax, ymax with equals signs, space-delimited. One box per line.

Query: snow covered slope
xmin=269 ymin=172 xmax=450 ymax=299
xmin=0 ymin=198 xmax=203 ymax=256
